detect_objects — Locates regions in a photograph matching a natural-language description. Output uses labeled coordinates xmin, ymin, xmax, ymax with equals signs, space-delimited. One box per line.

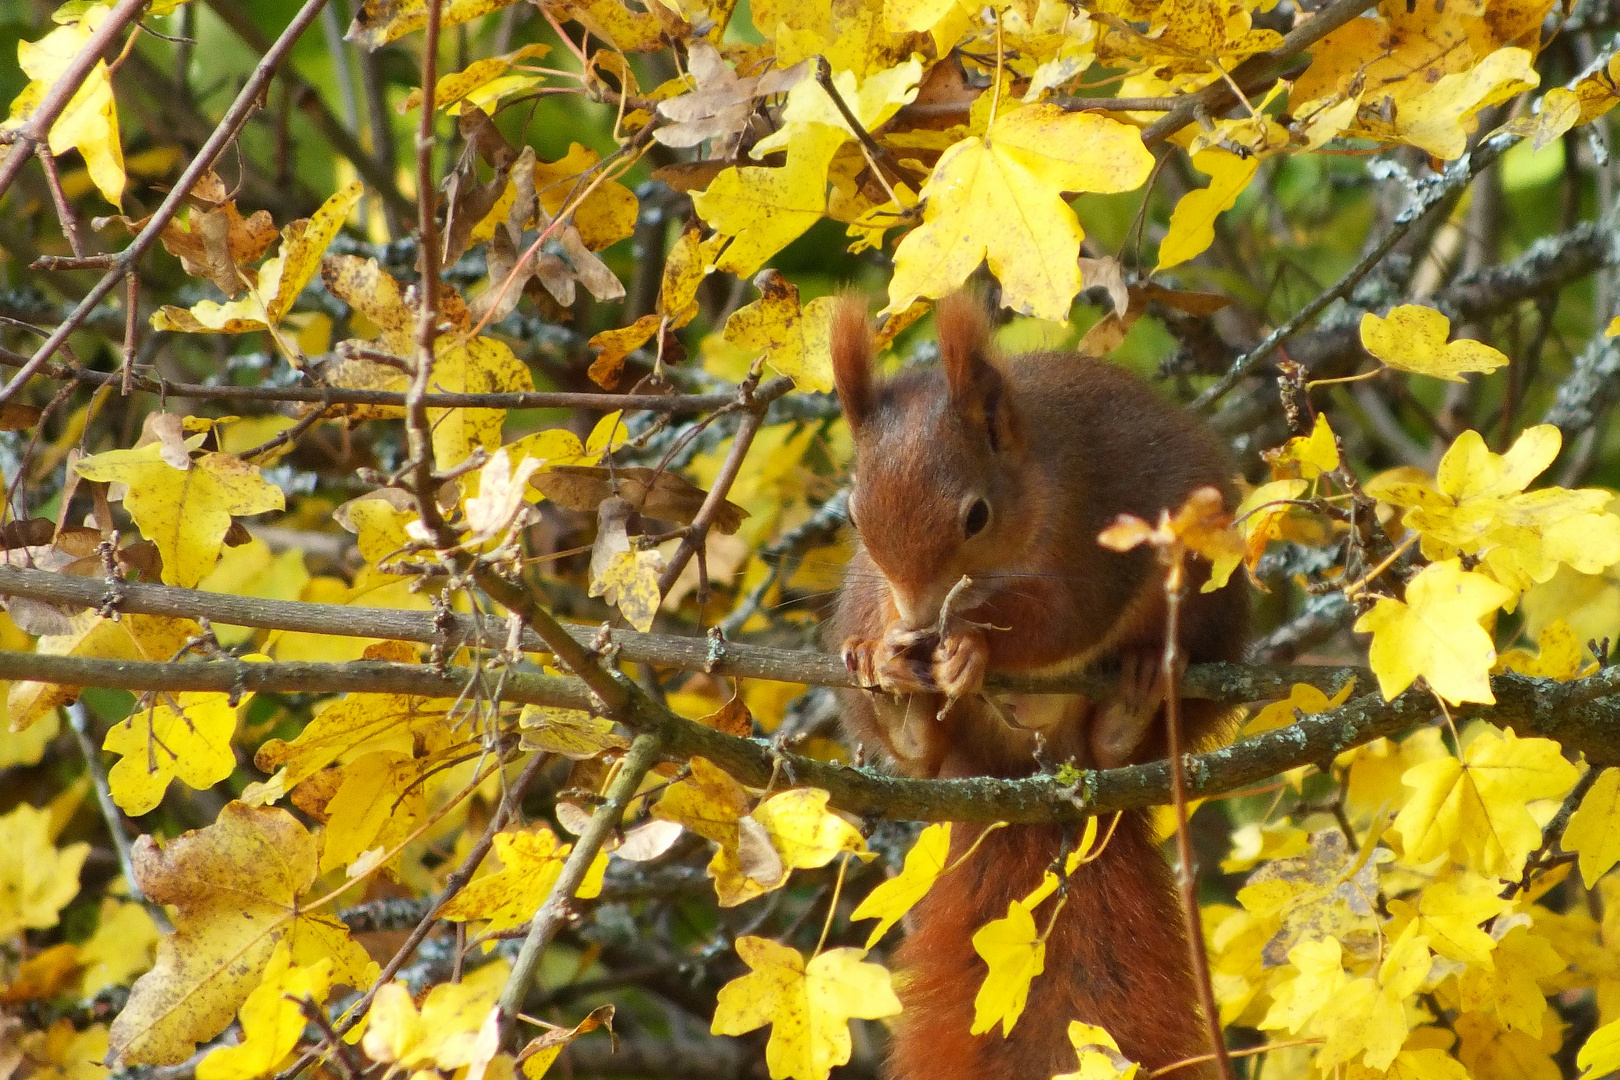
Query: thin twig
xmin=657 ymin=375 xmax=778 ymax=595
xmin=0 ymin=0 xmax=152 ymax=205
xmin=0 ymin=350 xmax=795 ymax=413
xmin=1160 ymin=550 xmax=1234 ymax=1080
xmin=496 ymin=732 xmax=664 ymax=1046
xmin=0 ymin=0 xmax=335 ymax=404
xmin=65 ymin=702 xmax=152 ymax=912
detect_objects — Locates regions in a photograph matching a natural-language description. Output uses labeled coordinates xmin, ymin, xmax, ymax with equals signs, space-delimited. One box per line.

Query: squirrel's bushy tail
xmin=887 ymin=812 xmax=1214 ymax=1080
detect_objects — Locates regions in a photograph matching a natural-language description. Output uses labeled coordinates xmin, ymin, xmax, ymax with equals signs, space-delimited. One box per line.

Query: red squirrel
xmin=828 ymin=293 xmax=1248 ymax=1080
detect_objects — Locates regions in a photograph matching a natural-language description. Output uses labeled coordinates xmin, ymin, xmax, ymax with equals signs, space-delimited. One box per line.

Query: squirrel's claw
xmin=843 ymin=630 xmax=936 ymax=695
xmin=932 ymin=627 xmax=988 ymax=702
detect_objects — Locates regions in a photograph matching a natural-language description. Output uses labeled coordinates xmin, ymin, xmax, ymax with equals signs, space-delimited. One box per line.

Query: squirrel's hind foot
xmin=1090 ymin=647 xmax=1181 ymax=768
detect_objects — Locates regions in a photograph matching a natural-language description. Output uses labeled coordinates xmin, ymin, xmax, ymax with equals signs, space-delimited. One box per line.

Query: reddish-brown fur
xmin=828 ymin=292 xmax=1247 ymax=1080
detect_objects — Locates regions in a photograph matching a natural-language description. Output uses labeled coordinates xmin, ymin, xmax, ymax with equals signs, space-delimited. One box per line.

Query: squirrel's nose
xmin=891 ymin=585 xmax=942 ymax=632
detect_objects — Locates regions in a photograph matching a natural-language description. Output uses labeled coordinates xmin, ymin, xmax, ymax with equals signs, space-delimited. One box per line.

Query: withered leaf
xmin=532 ymin=465 xmax=748 ymax=534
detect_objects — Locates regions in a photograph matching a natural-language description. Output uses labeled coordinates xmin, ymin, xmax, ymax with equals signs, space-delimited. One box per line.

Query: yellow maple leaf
xmin=78 ymin=899 xmax=160 ymax=998
xmin=722 ymin=271 xmax=837 ymax=392
xmin=1502 ymin=86 xmax=1584 ymax=152
xmin=9 ymin=613 xmax=202 ymax=731
xmin=1234 ymin=829 xmax=1386 ymax=966
xmin=317 ymin=750 xmax=430 ymax=875
xmin=694 ymin=125 xmax=846 ymax=277
xmin=1365 ymin=426 xmax=1620 ymax=594
xmin=1360 ymin=305 xmax=1510 ymax=382
xmin=751 ymin=788 xmax=868 ymax=871
xmin=6 ymin=10 xmax=124 ymax=206
xmin=850 ymin=821 xmax=950 ymax=948
xmin=103 ymin=671 xmax=261 ymax=816
xmin=1521 ymin=566 xmax=1620 ymax=663
xmin=749 ymin=59 xmax=922 ymax=159
xmin=589 ymin=547 xmax=664 ymax=632
xmin=195 ymin=942 xmax=332 ymax=1080
xmin=517 ymin=704 xmax=628 ymax=759
xmin=1052 ymin=1021 xmax=1139 ymax=1080
xmin=401 ymin=42 xmax=551 ymax=112
xmin=1244 ymin=677 xmax=1356 ymax=736
xmin=1580 ymin=1017 xmax=1620 ymax=1080
xmin=711 ymin=937 xmax=900 ymax=1080
xmin=3 ymin=942 xmax=82 ymax=1005
xmin=1457 ymin=1010 xmax=1563 ymax=1080
xmin=1392 ymin=726 xmax=1580 ymax=879
xmin=1495 ymin=619 xmax=1588 ymax=680
xmin=1564 ymin=767 xmax=1620 ymax=888
xmin=75 ymin=443 xmax=285 ymax=588
xmin=347 ymin=0 xmax=523 ymax=48
xmin=198 ymin=540 xmax=311 ymax=645
xmin=246 ymin=690 xmax=453 ymax=805
xmin=1266 ymin=414 xmax=1341 ymax=481
xmin=1347 ymin=1048 xmax=1471 ymax=1080
xmin=1157 ymin=149 xmax=1259 ymax=272
xmin=530 ymin=142 xmax=640 ymax=251
xmin=1386 ymin=877 xmax=1509 ymax=968
xmin=970 ymin=892 xmax=1047 ymax=1037
xmin=1313 ymin=924 xmax=1431 ymax=1071
xmin=1259 ymin=937 xmax=1348 ymax=1034
xmin=0 ymin=803 xmax=88 ymax=939
xmin=11 ymin=1019 xmax=110 ymax=1080
xmin=1400 ymin=47 xmax=1539 ymax=159
xmin=653 ymin=756 xmax=750 ymax=847
xmin=1458 ymin=923 xmax=1563 ymax=1036
xmin=424 ymin=335 xmax=537 ymax=470
xmin=110 ymin=803 xmax=375 ymax=1066
xmin=1354 ymin=558 xmax=1515 ymax=704
xmin=439 ymin=826 xmax=606 ymax=935
xmin=1209 ymin=477 xmax=1310 ymax=590
xmin=361 ymin=960 xmax=510 ymax=1070
xmin=888 ymin=103 xmax=1152 ymax=320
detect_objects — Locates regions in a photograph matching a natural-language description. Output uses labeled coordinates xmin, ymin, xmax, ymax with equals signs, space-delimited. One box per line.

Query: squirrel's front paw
xmin=933 ymin=627 xmax=988 ymax=700
xmin=842 ymin=630 xmax=935 ymax=695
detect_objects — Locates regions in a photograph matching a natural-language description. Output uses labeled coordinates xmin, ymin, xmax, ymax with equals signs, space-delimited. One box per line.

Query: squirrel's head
xmin=832 ymin=292 xmax=1042 ymax=632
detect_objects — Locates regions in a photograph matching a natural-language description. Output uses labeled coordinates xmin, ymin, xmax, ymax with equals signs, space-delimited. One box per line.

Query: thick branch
xmin=1139 ymin=0 xmax=1378 ymax=146
xmin=0 ymin=564 xmax=1350 ymax=699
xmin=4 ymin=649 xmax=1616 ymax=822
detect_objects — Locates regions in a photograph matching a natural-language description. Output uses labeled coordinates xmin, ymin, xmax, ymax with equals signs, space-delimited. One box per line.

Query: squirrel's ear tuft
xmin=937 ymin=291 xmax=1012 ymax=446
xmin=832 ymin=293 xmax=875 ymax=430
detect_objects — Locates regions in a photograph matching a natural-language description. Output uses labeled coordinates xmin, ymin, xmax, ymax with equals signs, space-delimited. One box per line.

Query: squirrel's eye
xmin=963 ymin=498 xmax=990 ymax=538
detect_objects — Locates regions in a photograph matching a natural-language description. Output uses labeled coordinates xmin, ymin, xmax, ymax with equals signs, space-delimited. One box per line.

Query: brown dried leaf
xmin=532 ymin=465 xmax=747 ymax=534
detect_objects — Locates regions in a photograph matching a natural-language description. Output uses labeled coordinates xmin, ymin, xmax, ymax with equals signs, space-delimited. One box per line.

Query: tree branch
xmin=4 ymin=649 xmax=1615 ymax=823
xmin=0 ymin=349 xmax=796 ymax=414
xmin=496 ymin=732 xmax=663 ymax=1045
xmin=0 ymin=564 xmax=1351 ymax=699
xmin=1139 ymin=0 xmax=1378 ymax=147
